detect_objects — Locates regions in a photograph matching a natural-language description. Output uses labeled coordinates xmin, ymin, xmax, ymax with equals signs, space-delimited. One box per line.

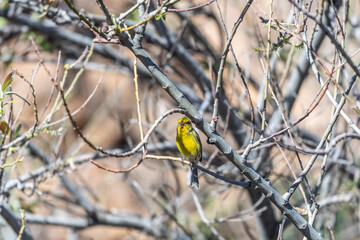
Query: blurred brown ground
xmin=1 ymin=0 xmax=360 ymax=239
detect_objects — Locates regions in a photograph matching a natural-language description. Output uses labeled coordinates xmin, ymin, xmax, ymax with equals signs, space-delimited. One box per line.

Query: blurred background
xmin=0 ymin=0 xmax=359 ymax=239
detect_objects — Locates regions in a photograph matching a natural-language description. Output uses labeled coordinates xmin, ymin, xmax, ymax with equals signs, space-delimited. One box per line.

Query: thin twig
xmin=63 ymin=0 xmax=107 ymax=39
xmin=191 ymin=189 xmax=226 ymax=240
xmin=16 ymin=209 xmax=26 ymax=240
xmin=133 ymin=58 xmax=145 ymax=154
xmin=168 ymin=0 xmax=215 ymax=12
xmin=210 ymin=0 xmax=253 ymax=131
xmin=88 ymin=157 xmax=143 ymax=173
xmin=289 ymin=0 xmax=360 ymax=77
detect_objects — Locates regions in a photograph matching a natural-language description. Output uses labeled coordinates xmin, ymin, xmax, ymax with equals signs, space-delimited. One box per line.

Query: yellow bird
xmin=176 ymin=117 xmax=202 ymax=189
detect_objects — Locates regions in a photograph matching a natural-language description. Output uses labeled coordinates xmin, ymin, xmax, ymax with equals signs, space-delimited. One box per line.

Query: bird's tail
xmin=188 ymin=162 xmax=200 ymax=189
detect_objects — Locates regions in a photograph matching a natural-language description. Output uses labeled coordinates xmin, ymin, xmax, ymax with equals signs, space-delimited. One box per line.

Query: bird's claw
xmin=181 ymin=158 xmax=185 ymax=166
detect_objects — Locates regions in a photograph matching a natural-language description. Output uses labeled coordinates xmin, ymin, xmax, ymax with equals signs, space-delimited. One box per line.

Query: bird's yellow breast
xmin=176 ymin=123 xmax=201 ymax=161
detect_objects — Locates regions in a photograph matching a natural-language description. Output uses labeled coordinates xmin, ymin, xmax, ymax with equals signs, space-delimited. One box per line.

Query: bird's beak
xmin=180 ymin=122 xmax=184 ymax=127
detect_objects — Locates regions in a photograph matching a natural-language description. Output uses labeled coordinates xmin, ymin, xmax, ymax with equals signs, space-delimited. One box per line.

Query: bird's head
xmin=178 ymin=117 xmax=192 ymax=129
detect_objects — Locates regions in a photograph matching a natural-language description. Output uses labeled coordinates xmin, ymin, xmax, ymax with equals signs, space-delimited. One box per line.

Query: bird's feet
xmin=181 ymin=157 xmax=186 ymax=166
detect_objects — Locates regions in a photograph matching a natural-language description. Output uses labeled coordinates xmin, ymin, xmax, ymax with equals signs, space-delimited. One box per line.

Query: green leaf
xmin=155 ymin=12 xmax=167 ymax=21
xmin=4 ymin=92 xmax=30 ymax=105
xmin=161 ymin=12 xmax=167 ymax=21
xmin=13 ymin=123 xmax=22 ymax=139
xmin=295 ymin=42 xmax=304 ymax=49
xmin=254 ymin=47 xmax=264 ymax=53
xmin=155 ymin=14 xmax=162 ymax=20
xmin=2 ymin=70 xmax=15 ymax=92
